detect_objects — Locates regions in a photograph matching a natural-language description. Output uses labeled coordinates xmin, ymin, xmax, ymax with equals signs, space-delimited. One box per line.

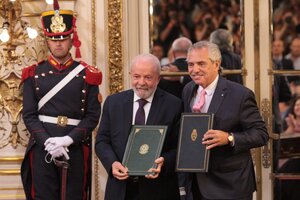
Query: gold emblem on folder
xmin=139 ymin=144 xmax=149 ymax=155
xmin=191 ymin=129 xmax=197 ymax=141
xmin=50 ymin=12 xmax=66 ymax=33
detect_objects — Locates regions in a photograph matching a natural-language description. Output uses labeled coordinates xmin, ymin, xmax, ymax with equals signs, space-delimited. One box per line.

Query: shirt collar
xmin=197 ymin=75 xmax=219 ymax=96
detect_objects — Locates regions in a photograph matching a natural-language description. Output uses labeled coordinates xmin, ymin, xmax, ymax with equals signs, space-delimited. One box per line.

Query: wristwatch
xmin=228 ymin=132 xmax=234 ymax=146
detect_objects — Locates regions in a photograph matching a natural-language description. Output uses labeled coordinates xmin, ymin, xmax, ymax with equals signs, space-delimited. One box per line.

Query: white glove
xmin=49 ymin=146 xmax=70 ymax=160
xmin=44 ymin=136 xmax=73 ymax=151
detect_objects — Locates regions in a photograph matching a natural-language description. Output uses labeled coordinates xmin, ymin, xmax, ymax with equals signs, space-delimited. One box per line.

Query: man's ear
xmin=215 ymin=60 xmax=221 ymax=68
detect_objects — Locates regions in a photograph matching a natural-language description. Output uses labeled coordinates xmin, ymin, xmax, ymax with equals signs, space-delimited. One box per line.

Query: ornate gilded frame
xmin=107 ymin=0 xmax=124 ymax=94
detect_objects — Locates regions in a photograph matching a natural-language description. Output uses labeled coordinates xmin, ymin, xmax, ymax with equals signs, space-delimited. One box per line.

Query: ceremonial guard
xmin=21 ymin=1 xmax=102 ymax=199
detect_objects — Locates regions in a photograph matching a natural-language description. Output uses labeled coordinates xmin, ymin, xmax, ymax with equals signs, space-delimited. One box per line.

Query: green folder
xmin=122 ymin=125 xmax=167 ymax=176
xmin=176 ymin=113 xmax=214 ymax=172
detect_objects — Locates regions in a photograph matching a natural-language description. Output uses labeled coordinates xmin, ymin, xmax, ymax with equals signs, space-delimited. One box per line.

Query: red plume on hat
xmin=41 ymin=0 xmax=82 ymax=58
xmin=53 ymin=0 xmax=60 ymax=10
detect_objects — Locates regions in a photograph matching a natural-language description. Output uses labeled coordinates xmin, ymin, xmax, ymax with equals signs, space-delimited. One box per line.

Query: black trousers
xmin=31 ymin=144 xmax=87 ymax=200
xmin=191 ymin=174 xmax=253 ymax=200
xmin=200 ymin=194 xmax=253 ymax=200
xmin=125 ymin=177 xmax=140 ymax=200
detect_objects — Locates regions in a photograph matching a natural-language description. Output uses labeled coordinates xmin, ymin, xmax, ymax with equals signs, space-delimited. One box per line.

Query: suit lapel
xmin=123 ymin=90 xmax=134 ymax=134
xmin=207 ymin=76 xmax=227 ymax=114
xmin=147 ymin=88 xmax=164 ymax=125
xmin=186 ymin=82 xmax=198 ymax=112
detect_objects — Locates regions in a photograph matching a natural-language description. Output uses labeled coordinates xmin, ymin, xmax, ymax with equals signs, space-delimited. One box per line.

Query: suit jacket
xmin=220 ymin=49 xmax=243 ymax=85
xmin=95 ymin=88 xmax=183 ymax=200
xmin=182 ymin=76 xmax=269 ymax=199
xmin=278 ymin=58 xmax=299 ymax=83
xmin=158 ymin=58 xmax=191 ymax=98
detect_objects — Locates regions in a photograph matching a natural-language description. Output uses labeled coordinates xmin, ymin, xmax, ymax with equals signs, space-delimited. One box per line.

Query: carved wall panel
xmin=107 ymin=0 xmax=123 ymax=94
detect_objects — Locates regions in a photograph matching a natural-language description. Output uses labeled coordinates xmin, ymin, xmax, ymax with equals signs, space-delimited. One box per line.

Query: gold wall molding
xmin=0 ymin=194 xmax=25 ymax=200
xmin=91 ymin=0 xmax=96 ymax=66
xmin=0 ymin=169 xmax=20 ymax=175
xmin=261 ymin=98 xmax=271 ymax=169
xmin=0 ymin=156 xmax=23 ymax=162
xmin=0 ymin=187 xmax=23 ymax=190
xmin=107 ymin=0 xmax=123 ymax=94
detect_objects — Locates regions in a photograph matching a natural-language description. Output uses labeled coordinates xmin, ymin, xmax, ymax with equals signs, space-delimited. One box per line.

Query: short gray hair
xmin=172 ymin=37 xmax=192 ymax=53
xmin=130 ymin=53 xmax=161 ymax=75
xmin=209 ymin=29 xmax=233 ymax=52
xmin=188 ymin=41 xmax=221 ymax=63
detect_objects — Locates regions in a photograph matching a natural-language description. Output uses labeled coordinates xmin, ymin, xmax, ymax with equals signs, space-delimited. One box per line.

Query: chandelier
xmin=0 ymin=0 xmax=38 ymax=42
xmin=0 ymin=0 xmax=39 ymax=65
xmin=0 ymin=0 xmax=56 ymax=66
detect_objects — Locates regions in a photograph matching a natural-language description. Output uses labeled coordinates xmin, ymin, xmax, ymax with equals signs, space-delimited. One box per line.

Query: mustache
xmin=136 ymin=86 xmax=148 ymax=90
xmin=190 ymin=72 xmax=204 ymax=76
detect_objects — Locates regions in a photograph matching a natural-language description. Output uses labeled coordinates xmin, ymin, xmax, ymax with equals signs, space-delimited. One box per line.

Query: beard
xmin=133 ymin=86 xmax=156 ymax=99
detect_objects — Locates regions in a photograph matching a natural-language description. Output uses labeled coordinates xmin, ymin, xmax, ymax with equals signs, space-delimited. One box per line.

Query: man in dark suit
xmin=158 ymin=37 xmax=192 ymax=98
xmin=209 ymin=28 xmax=243 ymax=85
xmin=95 ymin=53 xmax=182 ymax=200
xmin=272 ymin=39 xmax=299 ymax=84
xmin=181 ymin=41 xmax=269 ymax=200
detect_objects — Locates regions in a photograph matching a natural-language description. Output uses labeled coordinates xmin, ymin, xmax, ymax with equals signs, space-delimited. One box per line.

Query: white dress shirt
xmin=132 ymin=91 xmax=155 ymax=124
xmin=191 ymin=76 xmax=219 ymax=113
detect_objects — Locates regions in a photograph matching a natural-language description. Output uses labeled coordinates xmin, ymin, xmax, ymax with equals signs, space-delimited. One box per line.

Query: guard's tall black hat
xmin=41 ymin=0 xmax=81 ymax=58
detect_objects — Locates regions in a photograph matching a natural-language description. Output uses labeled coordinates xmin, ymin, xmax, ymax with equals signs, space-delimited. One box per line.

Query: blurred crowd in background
xmin=151 ymin=0 xmax=241 ymax=59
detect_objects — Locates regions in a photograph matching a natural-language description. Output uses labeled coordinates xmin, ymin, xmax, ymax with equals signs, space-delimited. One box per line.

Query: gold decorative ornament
xmin=50 ymin=11 xmax=66 ymax=33
xmin=108 ymin=0 xmax=123 ymax=94
xmin=261 ymin=98 xmax=271 ymax=168
xmin=191 ymin=129 xmax=197 ymax=141
xmin=0 ymin=75 xmax=28 ymax=149
xmin=57 ymin=116 xmax=68 ymax=127
xmin=139 ymin=144 xmax=149 ymax=155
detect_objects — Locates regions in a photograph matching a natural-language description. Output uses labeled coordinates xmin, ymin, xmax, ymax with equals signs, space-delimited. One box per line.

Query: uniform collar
xmin=48 ymin=54 xmax=74 ymax=71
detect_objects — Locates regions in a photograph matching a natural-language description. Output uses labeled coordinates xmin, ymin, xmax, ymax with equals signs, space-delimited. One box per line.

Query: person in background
xmin=272 ymin=39 xmax=295 ymax=119
xmin=158 ymin=6 xmax=191 ymax=56
xmin=181 ymin=41 xmax=268 ymax=200
xmin=272 ymin=71 xmax=291 ymax=173
xmin=21 ymin=1 xmax=102 ymax=199
xmin=283 ymin=96 xmax=300 ymax=134
xmin=285 ymin=37 xmax=300 ymax=70
xmin=158 ymin=37 xmax=192 ymax=98
xmin=277 ymin=96 xmax=300 ymax=200
xmin=95 ymin=53 xmax=182 ymax=200
xmin=151 ymin=42 xmax=169 ymax=66
xmin=281 ymin=80 xmax=300 ymax=131
xmin=209 ymin=28 xmax=243 ymax=84
xmin=273 ymin=39 xmax=299 ymax=84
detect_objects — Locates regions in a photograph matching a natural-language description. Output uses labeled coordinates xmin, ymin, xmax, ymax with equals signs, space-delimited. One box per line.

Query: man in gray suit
xmin=181 ymin=41 xmax=269 ymax=200
xmin=95 ymin=53 xmax=182 ymax=200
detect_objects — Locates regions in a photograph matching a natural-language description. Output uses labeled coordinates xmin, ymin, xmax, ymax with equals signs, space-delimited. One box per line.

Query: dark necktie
xmin=135 ymin=99 xmax=148 ymax=125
